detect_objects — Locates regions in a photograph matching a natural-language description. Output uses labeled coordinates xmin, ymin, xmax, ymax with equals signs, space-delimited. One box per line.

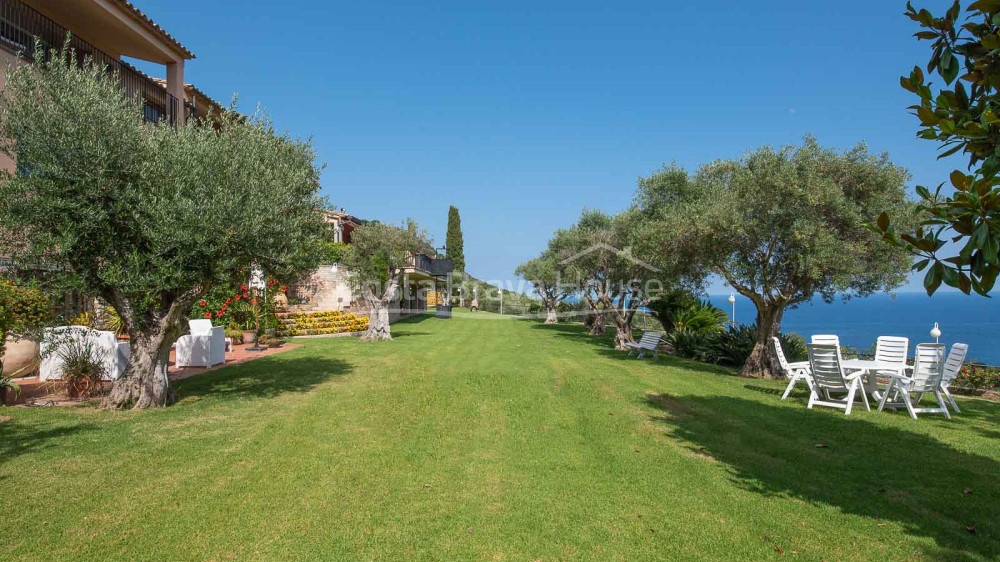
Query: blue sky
xmin=130 ymin=0 xmax=961 ymax=294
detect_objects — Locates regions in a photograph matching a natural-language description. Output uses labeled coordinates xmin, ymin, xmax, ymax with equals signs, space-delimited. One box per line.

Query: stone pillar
xmin=166 ymin=60 xmax=185 ymax=126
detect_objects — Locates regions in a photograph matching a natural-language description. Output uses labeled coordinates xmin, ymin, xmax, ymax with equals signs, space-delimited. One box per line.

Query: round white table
xmin=841 ymin=359 xmax=905 ymax=400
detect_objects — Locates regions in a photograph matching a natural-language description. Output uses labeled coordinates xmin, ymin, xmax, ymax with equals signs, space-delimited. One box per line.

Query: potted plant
xmin=58 ymin=338 xmax=106 ymax=399
xmin=1 ymin=375 xmax=20 ymax=405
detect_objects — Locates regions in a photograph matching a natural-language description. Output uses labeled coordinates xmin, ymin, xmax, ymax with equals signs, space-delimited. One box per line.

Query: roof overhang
xmin=25 ymin=0 xmax=194 ymax=63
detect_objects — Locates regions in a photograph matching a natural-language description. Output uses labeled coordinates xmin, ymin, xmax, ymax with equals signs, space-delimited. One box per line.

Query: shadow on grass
xmin=174 ymin=356 xmax=352 ymax=402
xmin=643 ymin=392 xmax=1000 ymax=561
xmin=525 ymin=319 xmax=737 ymax=377
xmin=389 ymin=331 xmax=433 ymax=338
xmin=0 ymin=420 xmax=97 ymax=466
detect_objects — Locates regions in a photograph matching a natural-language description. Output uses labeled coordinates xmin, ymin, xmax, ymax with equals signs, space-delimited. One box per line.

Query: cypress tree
xmin=445 ymin=206 xmax=465 ymax=272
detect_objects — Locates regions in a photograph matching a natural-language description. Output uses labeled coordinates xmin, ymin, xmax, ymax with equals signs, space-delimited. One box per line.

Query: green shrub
xmin=665 ymin=323 xmax=806 ymax=367
xmin=673 ymin=301 xmax=728 ymax=333
xmin=663 ymin=328 xmax=711 ymax=361
xmin=954 ymin=363 xmax=1000 ymax=392
xmin=0 ymin=280 xmax=51 ymax=377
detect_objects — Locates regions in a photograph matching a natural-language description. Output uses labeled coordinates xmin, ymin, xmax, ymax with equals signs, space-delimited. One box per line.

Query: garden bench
xmin=626 ymin=331 xmax=664 ymax=360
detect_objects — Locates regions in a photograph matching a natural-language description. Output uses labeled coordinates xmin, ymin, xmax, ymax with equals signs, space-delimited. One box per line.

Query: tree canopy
xmin=0 ymin=44 xmax=328 ymax=407
xmin=636 ymin=137 xmax=916 ymax=377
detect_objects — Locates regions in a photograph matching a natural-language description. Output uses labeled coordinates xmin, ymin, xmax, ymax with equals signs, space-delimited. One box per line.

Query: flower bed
xmin=276 ymin=310 xmax=368 ymax=337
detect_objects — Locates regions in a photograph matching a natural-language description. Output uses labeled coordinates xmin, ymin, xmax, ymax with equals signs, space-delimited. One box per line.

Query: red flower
xmin=221 ymin=304 xmax=228 ymax=311
xmin=281 ymin=285 xmax=289 ymax=293
xmin=250 ymin=298 xmax=258 ymax=305
xmin=243 ymin=293 xmax=249 ymax=299
xmin=203 ymin=312 xmax=212 ymax=318
xmin=216 ymin=310 xmax=224 ymax=317
xmin=240 ymin=285 xmax=248 ymax=291
xmin=226 ymin=298 xmax=232 ymax=304
xmin=234 ymin=294 xmax=241 ymax=301
xmin=199 ymin=300 xmax=207 ymax=307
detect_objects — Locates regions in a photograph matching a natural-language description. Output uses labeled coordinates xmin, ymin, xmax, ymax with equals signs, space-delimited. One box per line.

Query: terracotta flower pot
xmin=242 ymin=330 xmax=256 ymax=345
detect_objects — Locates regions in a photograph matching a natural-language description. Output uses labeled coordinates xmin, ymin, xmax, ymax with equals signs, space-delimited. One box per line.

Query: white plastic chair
xmin=774 ymin=337 xmax=812 ymax=400
xmin=805 ymin=343 xmax=870 ymax=415
xmin=810 ymin=334 xmax=840 ymax=347
xmin=871 ymin=336 xmax=909 ymax=399
xmin=937 ymin=343 xmax=968 ymax=413
xmin=175 ymin=319 xmax=226 ymax=368
xmin=40 ymin=326 xmax=130 ymax=381
xmin=878 ymin=343 xmax=949 ymax=420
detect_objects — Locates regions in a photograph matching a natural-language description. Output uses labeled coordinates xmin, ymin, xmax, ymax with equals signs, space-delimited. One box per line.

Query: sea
xmin=704 ymin=292 xmax=1000 ymax=365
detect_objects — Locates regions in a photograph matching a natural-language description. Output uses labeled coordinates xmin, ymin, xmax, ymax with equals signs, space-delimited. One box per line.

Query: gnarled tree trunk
xmin=739 ymin=301 xmax=785 ymax=379
xmin=611 ymin=313 xmax=635 ymax=350
xmin=544 ymin=296 xmax=558 ymax=324
xmin=102 ymin=290 xmax=198 ymax=410
xmin=360 ymin=279 xmax=398 ymax=342
xmin=585 ymin=310 xmax=605 ymax=335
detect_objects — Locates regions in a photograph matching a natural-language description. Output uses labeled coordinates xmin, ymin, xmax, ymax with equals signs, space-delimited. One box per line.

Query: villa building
xmin=288 ymin=210 xmax=454 ymax=321
xmin=0 ymin=0 xmax=215 ymax=176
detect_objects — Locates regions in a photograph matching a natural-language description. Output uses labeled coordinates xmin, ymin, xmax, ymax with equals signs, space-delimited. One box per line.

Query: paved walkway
xmin=8 ymin=342 xmax=300 ymax=406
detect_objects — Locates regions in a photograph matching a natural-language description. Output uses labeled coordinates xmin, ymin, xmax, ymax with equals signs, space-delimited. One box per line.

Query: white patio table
xmin=841 ymin=359 xmax=906 ymax=401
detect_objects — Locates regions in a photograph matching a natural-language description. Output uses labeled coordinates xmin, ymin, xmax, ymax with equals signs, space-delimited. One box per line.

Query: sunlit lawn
xmin=2 ymin=313 xmax=997 ymax=561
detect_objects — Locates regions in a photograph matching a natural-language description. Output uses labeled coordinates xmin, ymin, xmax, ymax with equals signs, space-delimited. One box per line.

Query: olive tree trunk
xmin=544 ymin=295 xmax=559 ymax=324
xmin=360 ymin=278 xmax=399 ymax=342
xmin=739 ymin=301 xmax=785 ymax=379
xmin=102 ymin=291 xmax=198 ymax=410
xmin=611 ymin=313 xmax=635 ymax=350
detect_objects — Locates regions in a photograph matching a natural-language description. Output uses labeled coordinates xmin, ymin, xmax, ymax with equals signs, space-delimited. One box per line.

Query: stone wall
xmin=289 ymin=265 xmax=430 ymax=324
xmin=289 ymin=265 xmax=356 ymax=312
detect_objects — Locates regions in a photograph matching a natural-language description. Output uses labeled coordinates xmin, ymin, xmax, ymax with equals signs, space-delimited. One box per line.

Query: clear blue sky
xmin=129 ymin=0 xmax=961 ymax=294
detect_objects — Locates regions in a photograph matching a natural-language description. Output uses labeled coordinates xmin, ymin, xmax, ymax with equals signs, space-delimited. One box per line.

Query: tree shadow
xmin=0 ymin=419 xmax=97 ymax=466
xmin=394 ymin=313 xmax=433 ymax=324
xmin=389 ymin=331 xmax=433 ymax=338
xmin=174 ymin=356 xmax=352 ymax=402
xmin=642 ymin=392 xmax=1000 ymax=560
xmin=527 ymin=319 xmax=738 ymax=377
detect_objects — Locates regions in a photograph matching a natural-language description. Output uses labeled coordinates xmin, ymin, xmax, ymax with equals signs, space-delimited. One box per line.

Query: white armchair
xmin=175 ymin=319 xmax=226 ymax=368
xmin=40 ymin=326 xmax=130 ymax=381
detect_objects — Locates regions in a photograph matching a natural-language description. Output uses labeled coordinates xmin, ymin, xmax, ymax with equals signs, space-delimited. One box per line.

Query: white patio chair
xmin=805 ymin=343 xmax=870 ymax=415
xmin=810 ymin=334 xmax=840 ymax=347
xmin=871 ymin=336 xmax=909 ymax=399
xmin=774 ymin=337 xmax=812 ymax=400
xmin=175 ymin=319 xmax=226 ymax=368
xmin=937 ymin=343 xmax=968 ymax=413
xmin=40 ymin=326 xmax=130 ymax=381
xmin=878 ymin=343 xmax=949 ymax=420
xmin=626 ymin=331 xmax=664 ymax=359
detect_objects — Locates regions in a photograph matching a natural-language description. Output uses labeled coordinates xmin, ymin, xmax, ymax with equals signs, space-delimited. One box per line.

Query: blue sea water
xmin=705 ymin=292 xmax=1000 ymax=365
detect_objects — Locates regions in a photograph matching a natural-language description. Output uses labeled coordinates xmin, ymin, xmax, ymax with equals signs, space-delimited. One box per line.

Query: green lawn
xmin=2 ymin=314 xmax=998 ymax=561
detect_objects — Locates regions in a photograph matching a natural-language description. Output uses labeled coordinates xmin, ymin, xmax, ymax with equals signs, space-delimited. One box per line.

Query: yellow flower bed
xmin=276 ymin=311 xmax=368 ymax=337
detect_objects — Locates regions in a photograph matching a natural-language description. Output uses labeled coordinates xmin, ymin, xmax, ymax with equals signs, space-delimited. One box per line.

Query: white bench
xmin=626 ymin=331 xmax=664 ymax=359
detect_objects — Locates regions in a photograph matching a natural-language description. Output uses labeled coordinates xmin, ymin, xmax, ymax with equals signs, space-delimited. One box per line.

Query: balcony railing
xmin=405 ymin=253 xmax=454 ymax=277
xmin=0 ymin=0 xmax=179 ymax=125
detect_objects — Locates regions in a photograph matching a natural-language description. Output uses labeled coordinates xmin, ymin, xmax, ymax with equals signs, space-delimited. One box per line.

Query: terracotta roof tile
xmin=112 ymin=0 xmax=195 ymax=59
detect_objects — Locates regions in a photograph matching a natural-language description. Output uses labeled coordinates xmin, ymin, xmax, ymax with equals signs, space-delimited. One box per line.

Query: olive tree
xmin=341 ymin=220 xmax=430 ymax=341
xmin=0 ymin=45 xmax=327 ymax=408
xmin=551 ymin=209 xmax=677 ymax=350
xmin=637 ymin=138 xmax=916 ymax=378
xmin=515 ymin=250 xmax=568 ymax=324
